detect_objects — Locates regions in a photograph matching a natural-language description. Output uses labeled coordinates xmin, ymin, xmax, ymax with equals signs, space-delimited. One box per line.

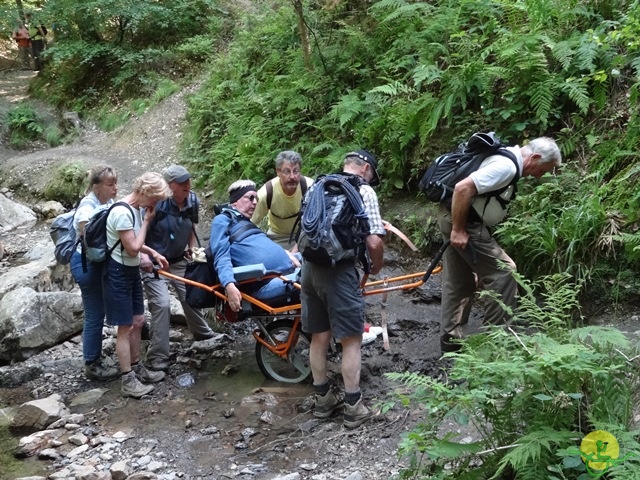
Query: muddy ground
xmin=0 ymin=56 xmax=470 ymax=479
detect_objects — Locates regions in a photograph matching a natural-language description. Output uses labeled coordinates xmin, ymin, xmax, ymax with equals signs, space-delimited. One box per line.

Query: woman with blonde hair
xmin=70 ymin=164 xmax=120 ymax=381
xmin=103 ymin=172 xmax=171 ymax=398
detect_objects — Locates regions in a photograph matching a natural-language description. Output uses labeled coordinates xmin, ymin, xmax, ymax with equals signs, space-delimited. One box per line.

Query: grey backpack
xmin=295 ymin=173 xmax=370 ymax=268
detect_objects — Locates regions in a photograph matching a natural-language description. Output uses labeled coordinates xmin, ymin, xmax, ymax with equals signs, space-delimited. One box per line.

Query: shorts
xmin=104 ymin=257 xmax=144 ymax=326
xmin=301 ymin=261 xmax=364 ymax=339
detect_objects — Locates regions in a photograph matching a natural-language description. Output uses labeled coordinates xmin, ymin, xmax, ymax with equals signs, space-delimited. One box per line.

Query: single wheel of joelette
xmin=255 ymin=318 xmax=311 ymax=383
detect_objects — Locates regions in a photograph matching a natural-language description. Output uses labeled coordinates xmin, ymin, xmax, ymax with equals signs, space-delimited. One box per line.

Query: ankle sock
xmin=313 ymin=381 xmax=330 ymax=396
xmin=344 ymin=391 xmax=361 ymax=406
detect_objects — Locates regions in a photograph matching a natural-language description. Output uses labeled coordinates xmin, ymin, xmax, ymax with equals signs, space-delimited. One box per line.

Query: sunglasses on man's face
xmin=242 ymin=194 xmax=258 ymax=202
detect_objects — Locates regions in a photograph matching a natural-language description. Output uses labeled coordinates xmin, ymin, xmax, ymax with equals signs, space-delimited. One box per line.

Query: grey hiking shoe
xmin=85 ymin=357 xmax=120 ymax=381
xmin=344 ymin=398 xmax=378 ymax=429
xmin=133 ymin=363 xmax=165 ymax=383
xmin=314 ymin=390 xmax=344 ymax=418
xmin=121 ymin=371 xmax=154 ymax=398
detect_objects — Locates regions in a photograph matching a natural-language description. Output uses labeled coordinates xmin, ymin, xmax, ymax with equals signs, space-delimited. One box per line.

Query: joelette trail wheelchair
xmin=157 ymin=240 xmax=448 ymax=384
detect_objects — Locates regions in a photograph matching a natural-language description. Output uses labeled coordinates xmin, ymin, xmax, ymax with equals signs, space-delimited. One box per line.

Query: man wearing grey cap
xmin=140 ymin=165 xmax=214 ymax=371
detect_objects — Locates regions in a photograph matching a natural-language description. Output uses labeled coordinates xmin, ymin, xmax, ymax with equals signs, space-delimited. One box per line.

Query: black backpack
xmin=418 ymin=132 xmax=519 ymax=207
xmin=82 ymin=202 xmax=135 ymax=264
xmin=294 ymin=173 xmax=370 ymax=269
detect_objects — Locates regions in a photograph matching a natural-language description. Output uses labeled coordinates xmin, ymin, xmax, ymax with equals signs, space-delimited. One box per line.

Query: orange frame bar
xmin=157 ymin=265 xmax=442 ymax=360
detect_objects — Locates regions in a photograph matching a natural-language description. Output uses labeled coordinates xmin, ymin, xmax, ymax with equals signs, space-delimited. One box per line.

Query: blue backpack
xmin=49 ymin=209 xmax=79 ymax=265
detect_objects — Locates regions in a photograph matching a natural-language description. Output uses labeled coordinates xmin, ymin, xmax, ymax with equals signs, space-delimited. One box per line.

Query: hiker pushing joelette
xmin=437 ymin=136 xmax=562 ymax=354
xmin=250 ymin=150 xmax=314 ymax=250
xmin=299 ymin=150 xmax=385 ymax=429
xmin=140 ymin=165 xmax=215 ymax=373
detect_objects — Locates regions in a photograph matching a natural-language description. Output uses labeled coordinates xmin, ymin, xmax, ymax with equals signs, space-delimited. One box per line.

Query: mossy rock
xmin=43 ymin=162 xmax=86 ymax=207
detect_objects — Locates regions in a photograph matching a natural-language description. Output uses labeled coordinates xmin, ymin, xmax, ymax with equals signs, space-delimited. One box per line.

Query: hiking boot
xmin=133 ymin=363 xmax=166 ymax=383
xmin=147 ymin=361 xmax=169 ymax=372
xmin=344 ymin=398 xmax=377 ymax=429
xmin=440 ymin=334 xmax=462 ymax=355
xmin=314 ymin=390 xmax=344 ymax=418
xmin=85 ymin=357 xmax=120 ymax=381
xmin=121 ymin=371 xmax=154 ymax=398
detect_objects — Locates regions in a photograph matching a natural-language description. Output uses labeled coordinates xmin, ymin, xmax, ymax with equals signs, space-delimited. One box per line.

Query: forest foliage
xmin=2 ymin=0 xmax=639 ymax=296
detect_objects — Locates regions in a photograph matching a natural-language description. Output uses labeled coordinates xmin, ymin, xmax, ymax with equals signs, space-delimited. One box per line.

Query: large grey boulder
xmin=0 ymin=287 xmax=83 ymax=363
xmin=0 ymin=245 xmax=73 ymax=301
xmin=0 ymin=194 xmax=37 ymax=234
xmin=11 ymin=393 xmax=70 ymax=432
xmin=33 ymin=201 xmax=65 ymax=220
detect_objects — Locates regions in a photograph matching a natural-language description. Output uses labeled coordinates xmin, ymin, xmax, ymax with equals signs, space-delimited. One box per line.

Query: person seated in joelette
xmin=209 ymin=180 xmax=301 ymax=314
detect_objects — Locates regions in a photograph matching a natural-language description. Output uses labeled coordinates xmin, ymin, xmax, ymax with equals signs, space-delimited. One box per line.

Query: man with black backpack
xmin=251 ymin=150 xmax=314 ymax=249
xmin=140 ymin=165 xmax=215 ymax=372
xmin=299 ymin=150 xmax=385 ymax=429
xmin=437 ymin=136 xmax=562 ymax=353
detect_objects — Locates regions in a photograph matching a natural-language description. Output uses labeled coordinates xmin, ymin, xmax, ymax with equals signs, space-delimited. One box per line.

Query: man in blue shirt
xmin=141 ymin=165 xmax=215 ymax=371
xmin=209 ymin=180 xmax=300 ymax=314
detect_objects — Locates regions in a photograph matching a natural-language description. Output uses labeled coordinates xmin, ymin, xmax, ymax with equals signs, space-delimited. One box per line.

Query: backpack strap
xmin=106 ymin=202 xmax=135 ymax=258
xmin=469 ymin=149 xmax=520 ymax=223
xmin=266 ymin=177 xmax=308 ymax=220
xmin=220 ymin=208 xmax=263 ymax=244
xmin=153 ymin=191 xmax=199 ymax=224
xmin=487 ymin=148 xmax=520 ymax=206
xmin=265 ymin=179 xmax=274 ymax=211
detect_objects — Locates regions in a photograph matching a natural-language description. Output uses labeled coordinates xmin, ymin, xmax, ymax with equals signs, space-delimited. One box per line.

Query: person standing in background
xmin=12 ymin=21 xmax=31 ymax=70
xmin=25 ymin=11 xmax=46 ymax=71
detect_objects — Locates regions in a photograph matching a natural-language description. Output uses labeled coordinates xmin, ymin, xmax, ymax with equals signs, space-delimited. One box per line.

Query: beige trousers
xmin=437 ymin=205 xmax=517 ymax=339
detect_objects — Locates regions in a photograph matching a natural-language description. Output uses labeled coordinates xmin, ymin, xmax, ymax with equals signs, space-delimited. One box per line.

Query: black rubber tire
xmin=255 ymin=318 xmax=312 ymax=383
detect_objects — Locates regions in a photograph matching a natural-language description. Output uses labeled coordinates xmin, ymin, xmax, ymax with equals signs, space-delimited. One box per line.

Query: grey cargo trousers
xmin=142 ymin=259 xmax=213 ymax=369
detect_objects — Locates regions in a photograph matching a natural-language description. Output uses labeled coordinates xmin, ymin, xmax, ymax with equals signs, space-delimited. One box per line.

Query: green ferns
xmin=388 ymin=273 xmax=640 ymax=478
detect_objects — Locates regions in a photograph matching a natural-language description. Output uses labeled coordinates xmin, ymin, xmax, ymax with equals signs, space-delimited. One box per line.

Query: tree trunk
xmin=291 ymin=0 xmax=313 ymax=72
xmin=15 ymin=0 xmax=25 ymax=22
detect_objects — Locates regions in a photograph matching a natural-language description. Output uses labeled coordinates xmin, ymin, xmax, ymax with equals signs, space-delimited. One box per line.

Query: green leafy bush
xmin=6 ymin=105 xmax=44 ymax=149
xmin=388 ymin=272 xmax=640 ymax=479
xmin=44 ymin=125 xmax=64 ymax=147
